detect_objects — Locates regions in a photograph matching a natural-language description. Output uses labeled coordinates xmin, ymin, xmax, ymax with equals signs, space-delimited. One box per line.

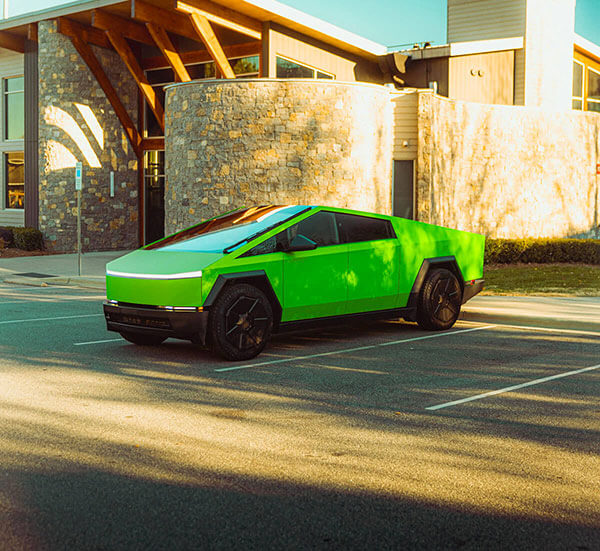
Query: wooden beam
xmin=105 ymin=30 xmax=165 ymax=131
xmin=28 ymin=24 xmax=38 ymax=43
xmin=175 ymin=0 xmax=261 ymax=40
xmin=146 ymin=23 xmax=191 ymax=82
xmin=141 ymin=137 xmax=165 ymax=150
xmin=57 ymin=17 xmax=111 ymax=49
xmin=0 ymin=31 xmax=25 ymax=53
xmin=141 ymin=40 xmax=260 ymax=70
xmin=68 ymin=34 xmax=142 ymax=158
xmin=132 ymin=0 xmax=199 ymax=42
xmin=187 ymin=12 xmax=235 ymax=79
xmin=92 ymin=9 xmax=154 ymax=46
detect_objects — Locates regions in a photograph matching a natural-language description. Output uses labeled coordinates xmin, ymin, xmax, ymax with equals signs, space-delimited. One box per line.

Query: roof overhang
xmin=0 ymin=0 xmax=386 ymax=60
xmin=574 ymin=33 xmax=600 ymax=63
xmin=399 ymin=36 xmax=524 ymax=61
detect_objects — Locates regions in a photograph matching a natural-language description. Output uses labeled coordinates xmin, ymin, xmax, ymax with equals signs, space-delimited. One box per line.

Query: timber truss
xmin=13 ymin=0 xmax=263 ymax=160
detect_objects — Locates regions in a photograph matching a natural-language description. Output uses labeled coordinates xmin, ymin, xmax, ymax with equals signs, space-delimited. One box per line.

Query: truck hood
xmin=106 ymin=249 xmax=223 ymax=279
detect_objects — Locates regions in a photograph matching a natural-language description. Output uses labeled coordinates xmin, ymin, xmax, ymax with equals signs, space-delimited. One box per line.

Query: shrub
xmin=0 ymin=226 xmax=15 ymax=247
xmin=485 ymin=238 xmax=600 ymax=265
xmin=12 ymin=227 xmax=44 ymax=251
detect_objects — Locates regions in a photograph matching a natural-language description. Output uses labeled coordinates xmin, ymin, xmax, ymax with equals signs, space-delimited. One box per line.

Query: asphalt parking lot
xmin=0 ymin=283 xmax=599 ymax=550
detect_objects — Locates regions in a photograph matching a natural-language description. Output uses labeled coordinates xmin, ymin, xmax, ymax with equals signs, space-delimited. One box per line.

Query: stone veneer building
xmin=0 ymin=0 xmax=598 ymax=251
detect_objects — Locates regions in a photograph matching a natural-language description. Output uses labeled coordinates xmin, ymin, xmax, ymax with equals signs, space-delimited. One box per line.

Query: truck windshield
xmin=145 ymin=205 xmax=310 ymax=253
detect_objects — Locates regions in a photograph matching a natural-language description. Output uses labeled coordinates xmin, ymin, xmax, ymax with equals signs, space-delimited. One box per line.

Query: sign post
xmin=75 ymin=162 xmax=82 ymax=277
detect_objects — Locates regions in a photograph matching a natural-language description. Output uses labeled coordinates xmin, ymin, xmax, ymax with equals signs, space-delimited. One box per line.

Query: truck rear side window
xmin=335 ymin=213 xmax=395 ymax=243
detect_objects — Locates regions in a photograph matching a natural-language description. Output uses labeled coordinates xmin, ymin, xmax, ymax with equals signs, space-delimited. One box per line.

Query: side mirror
xmin=286 ymin=234 xmax=317 ymax=252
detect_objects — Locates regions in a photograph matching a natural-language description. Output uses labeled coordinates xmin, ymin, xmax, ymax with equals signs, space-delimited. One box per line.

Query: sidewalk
xmin=0 ymin=250 xmax=129 ymax=290
xmin=461 ymin=295 xmax=600 ymax=334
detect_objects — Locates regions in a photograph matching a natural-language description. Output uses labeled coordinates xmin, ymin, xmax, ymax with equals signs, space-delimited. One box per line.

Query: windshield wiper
xmin=222 ymin=221 xmax=281 ymax=254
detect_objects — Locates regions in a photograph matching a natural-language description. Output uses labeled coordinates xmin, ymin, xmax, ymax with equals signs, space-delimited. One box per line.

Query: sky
xmin=8 ymin=0 xmax=600 ymax=49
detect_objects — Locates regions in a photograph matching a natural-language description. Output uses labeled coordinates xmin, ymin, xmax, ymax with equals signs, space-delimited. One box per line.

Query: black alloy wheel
xmin=120 ymin=331 xmax=167 ymax=346
xmin=416 ymin=268 xmax=462 ymax=331
xmin=209 ymin=283 xmax=273 ymax=361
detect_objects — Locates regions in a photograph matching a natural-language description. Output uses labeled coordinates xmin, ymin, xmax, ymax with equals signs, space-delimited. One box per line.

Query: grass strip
xmin=482 ymin=263 xmax=600 ymax=296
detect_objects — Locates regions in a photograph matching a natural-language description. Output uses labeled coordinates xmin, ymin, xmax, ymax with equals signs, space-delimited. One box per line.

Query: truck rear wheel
xmin=417 ymin=268 xmax=462 ymax=331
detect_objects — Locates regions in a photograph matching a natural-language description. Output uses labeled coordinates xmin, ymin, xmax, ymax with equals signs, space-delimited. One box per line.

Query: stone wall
xmin=417 ymin=90 xmax=600 ymax=238
xmin=38 ymin=20 xmax=139 ymax=252
xmin=164 ymin=79 xmax=393 ymax=234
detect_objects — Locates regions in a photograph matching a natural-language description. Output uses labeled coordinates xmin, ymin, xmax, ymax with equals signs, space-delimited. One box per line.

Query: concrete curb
xmin=3 ymin=276 xmax=106 ymax=290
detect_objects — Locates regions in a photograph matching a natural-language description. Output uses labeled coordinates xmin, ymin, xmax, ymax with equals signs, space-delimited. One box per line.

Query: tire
xmin=120 ymin=331 xmax=167 ymax=346
xmin=416 ymin=268 xmax=462 ymax=331
xmin=208 ymin=283 xmax=273 ymax=361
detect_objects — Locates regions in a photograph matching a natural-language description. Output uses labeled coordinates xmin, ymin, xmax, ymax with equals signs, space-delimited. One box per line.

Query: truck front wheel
xmin=208 ymin=283 xmax=273 ymax=361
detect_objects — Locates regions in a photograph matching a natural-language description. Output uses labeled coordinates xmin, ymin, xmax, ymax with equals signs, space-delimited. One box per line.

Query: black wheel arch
xmin=204 ymin=271 xmax=283 ymax=329
xmin=406 ymin=256 xmax=465 ymax=311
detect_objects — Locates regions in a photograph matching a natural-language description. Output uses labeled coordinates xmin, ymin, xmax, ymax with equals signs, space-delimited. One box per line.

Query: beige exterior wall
xmin=392 ymin=90 xmax=418 ymax=161
xmin=447 ymin=0 xmax=526 ymax=42
xmin=449 ymin=50 xmax=514 ymax=105
xmin=448 ymin=0 xmax=577 ymax=109
xmin=0 ymin=50 xmax=25 ymax=228
xmin=417 ymin=90 xmax=600 ymax=238
xmin=523 ymin=0 xmax=576 ymax=110
xmin=266 ymin=25 xmax=381 ymax=83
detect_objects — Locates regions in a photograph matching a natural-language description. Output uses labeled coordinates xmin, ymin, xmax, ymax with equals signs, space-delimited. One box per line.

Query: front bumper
xmin=103 ymin=302 xmax=209 ymax=344
xmin=462 ymin=279 xmax=485 ymax=304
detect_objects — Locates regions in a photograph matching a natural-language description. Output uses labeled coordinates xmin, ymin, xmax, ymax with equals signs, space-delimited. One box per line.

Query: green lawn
xmin=482 ymin=264 xmax=600 ymax=296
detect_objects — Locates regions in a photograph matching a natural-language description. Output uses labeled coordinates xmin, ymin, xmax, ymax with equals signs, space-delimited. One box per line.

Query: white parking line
xmin=0 ymin=313 xmax=102 ymax=325
xmin=426 ymin=363 xmax=600 ymax=411
xmin=460 ymin=320 xmax=600 ymax=338
xmin=215 ymin=324 xmax=498 ymax=372
xmin=74 ymin=338 xmax=123 ymax=346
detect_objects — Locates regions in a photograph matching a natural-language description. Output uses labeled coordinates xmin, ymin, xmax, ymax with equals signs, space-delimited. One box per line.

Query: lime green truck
xmin=104 ymin=206 xmax=485 ymax=360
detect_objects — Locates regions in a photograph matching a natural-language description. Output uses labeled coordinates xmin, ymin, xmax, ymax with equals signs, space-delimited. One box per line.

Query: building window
xmin=587 ymin=67 xmax=600 ymax=113
xmin=143 ymin=56 xmax=260 ymax=138
xmin=5 ymin=151 xmax=24 ymax=209
xmin=4 ymin=76 xmax=24 ymax=140
xmin=1 ymin=75 xmax=25 ymax=212
xmin=231 ymin=55 xmax=259 ymax=76
xmin=572 ymin=60 xmax=584 ymax=110
xmin=275 ymin=56 xmax=335 ymax=79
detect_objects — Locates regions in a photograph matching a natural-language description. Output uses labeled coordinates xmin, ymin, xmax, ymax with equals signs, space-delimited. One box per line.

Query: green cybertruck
xmin=104 ymin=206 xmax=485 ymax=360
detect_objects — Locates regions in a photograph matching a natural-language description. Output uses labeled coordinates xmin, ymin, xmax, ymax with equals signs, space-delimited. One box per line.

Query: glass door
xmin=144 ymin=150 xmax=165 ymax=245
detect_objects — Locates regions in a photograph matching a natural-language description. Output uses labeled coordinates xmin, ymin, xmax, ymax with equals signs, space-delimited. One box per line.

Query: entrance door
xmin=144 ymin=150 xmax=165 ymax=245
xmin=393 ymin=160 xmax=414 ymax=219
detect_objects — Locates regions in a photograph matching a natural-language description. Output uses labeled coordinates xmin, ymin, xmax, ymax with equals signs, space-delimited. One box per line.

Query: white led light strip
xmin=106 ymin=270 xmax=203 ymax=280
